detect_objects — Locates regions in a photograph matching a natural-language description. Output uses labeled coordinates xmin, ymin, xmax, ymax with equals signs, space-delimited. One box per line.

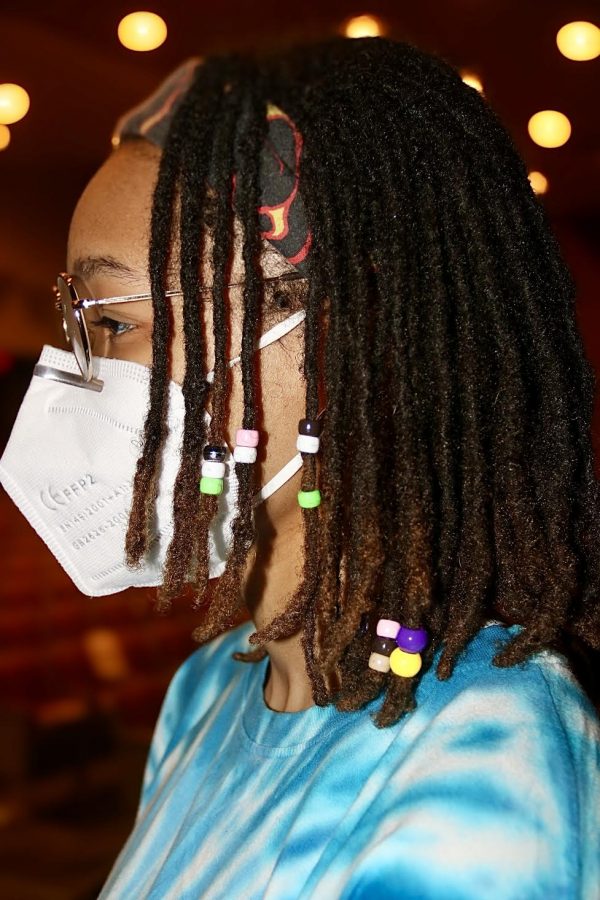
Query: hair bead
xmin=298 ymin=489 xmax=321 ymax=508
xmin=396 ymin=626 xmax=429 ymax=654
xmin=201 ymin=460 xmax=226 ymax=479
xmin=203 ymin=444 xmax=226 ymax=462
xmin=296 ymin=434 xmax=320 ymax=454
xmin=389 ymin=647 xmax=422 ymax=677
xmin=368 ymin=652 xmax=391 ymax=673
xmin=298 ymin=418 xmax=322 ymax=437
xmin=236 ymin=428 xmax=259 ymax=448
xmin=373 ymin=618 xmax=428 ymax=678
xmin=372 ymin=635 xmax=396 ymax=656
xmin=376 ymin=618 xmax=400 ymax=639
xmin=199 ymin=475 xmax=224 ymax=495
xmin=233 ymin=445 xmax=257 ymax=464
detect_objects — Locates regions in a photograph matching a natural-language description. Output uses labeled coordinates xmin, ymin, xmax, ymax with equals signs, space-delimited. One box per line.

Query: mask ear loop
xmin=204 ymin=308 xmax=307 ymax=384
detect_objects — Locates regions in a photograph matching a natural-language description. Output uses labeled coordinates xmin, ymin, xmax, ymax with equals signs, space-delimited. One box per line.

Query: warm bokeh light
xmin=0 ymin=83 xmax=30 ymax=125
xmin=0 ymin=124 xmax=10 ymax=150
xmin=528 ymin=170 xmax=549 ymax=195
xmin=527 ymin=110 xmax=571 ymax=148
xmin=343 ymin=14 xmax=384 ymax=38
xmin=556 ymin=21 xmax=600 ymax=61
xmin=460 ymin=70 xmax=484 ymax=93
xmin=117 ymin=11 xmax=167 ymax=51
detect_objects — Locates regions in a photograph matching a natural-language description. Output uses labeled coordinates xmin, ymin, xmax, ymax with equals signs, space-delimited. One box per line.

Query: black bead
xmin=371 ymin=636 xmax=396 ymax=656
xmin=298 ymin=418 xmax=322 ymax=437
xmin=203 ymin=444 xmax=226 ymax=462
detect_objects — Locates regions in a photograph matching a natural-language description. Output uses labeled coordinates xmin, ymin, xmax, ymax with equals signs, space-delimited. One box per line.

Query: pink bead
xmin=236 ymin=428 xmax=259 ymax=448
xmin=376 ymin=618 xmax=400 ymax=639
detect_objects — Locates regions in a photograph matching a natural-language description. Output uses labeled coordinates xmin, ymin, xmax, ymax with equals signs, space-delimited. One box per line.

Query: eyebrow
xmin=71 ymin=254 xmax=141 ymax=282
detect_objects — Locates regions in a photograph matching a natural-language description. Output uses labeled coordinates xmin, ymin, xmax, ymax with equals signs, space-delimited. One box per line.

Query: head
xmin=65 ymin=35 xmax=600 ymax=727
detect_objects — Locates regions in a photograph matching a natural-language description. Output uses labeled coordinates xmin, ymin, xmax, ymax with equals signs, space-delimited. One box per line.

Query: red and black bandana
xmin=112 ymin=58 xmax=312 ymax=277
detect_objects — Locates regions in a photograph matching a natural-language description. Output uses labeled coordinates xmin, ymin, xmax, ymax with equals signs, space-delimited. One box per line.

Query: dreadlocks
xmin=123 ymin=35 xmax=600 ymax=728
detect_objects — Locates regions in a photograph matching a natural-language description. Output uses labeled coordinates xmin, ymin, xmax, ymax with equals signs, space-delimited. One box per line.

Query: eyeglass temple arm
xmin=53 ymin=273 xmax=305 ymax=311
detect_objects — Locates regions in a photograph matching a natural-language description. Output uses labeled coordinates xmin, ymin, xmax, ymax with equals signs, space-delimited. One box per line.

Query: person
xmin=1 ymin=35 xmax=599 ymax=899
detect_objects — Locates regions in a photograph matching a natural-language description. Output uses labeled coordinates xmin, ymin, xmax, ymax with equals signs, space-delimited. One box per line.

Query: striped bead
xmin=296 ymin=434 xmax=320 ymax=454
xmin=298 ymin=489 xmax=321 ymax=508
xmin=389 ymin=647 xmax=422 ymax=677
xmin=201 ymin=460 xmax=226 ymax=479
xmin=236 ymin=428 xmax=259 ymax=448
xmin=233 ymin=445 xmax=257 ymax=464
xmin=203 ymin=444 xmax=226 ymax=462
xmin=199 ymin=476 xmax=224 ymax=495
xmin=376 ymin=618 xmax=400 ymax=639
xmin=368 ymin=652 xmax=391 ymax=673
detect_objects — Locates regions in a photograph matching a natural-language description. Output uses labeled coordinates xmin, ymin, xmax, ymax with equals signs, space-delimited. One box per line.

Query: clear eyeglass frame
xmin=52 ymin=270 xmax=306 ymax=388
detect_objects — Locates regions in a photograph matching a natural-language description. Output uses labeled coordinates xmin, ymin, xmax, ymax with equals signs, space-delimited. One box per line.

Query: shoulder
xmin=410 ymin=620 xmax=600 ymax=814
xmin=420 ymin=620 xmax=600 ymax=743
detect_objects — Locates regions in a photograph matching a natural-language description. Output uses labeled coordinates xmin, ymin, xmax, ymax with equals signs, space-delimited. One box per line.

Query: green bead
xmin=298 ymin=489 xmax=321 ymax=508
xmin=199 ymin=476 xmax=223 ymax=495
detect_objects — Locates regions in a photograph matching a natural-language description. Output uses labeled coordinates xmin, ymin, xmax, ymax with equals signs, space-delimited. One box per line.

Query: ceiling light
xmin=556 ymin=21 xmax=600 ymax=61
xmin=527 ymin=110 xmax=571 ymax=148
xmin=118 ymin=11 xmax=167 ymax=52
xmin=528 ymin=171 xmax=549 ymax=194
xmin=343 ymin=15 xmax=384 ymax=38
xmin=0 ymin=83 xmax=30 ymax=125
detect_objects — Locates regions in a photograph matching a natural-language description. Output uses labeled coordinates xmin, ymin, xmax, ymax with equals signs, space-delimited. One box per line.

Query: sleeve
xmin=337 ymin=663 xmax=599 ymax=900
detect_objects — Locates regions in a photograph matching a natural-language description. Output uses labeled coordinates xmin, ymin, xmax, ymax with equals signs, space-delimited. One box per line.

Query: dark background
xmin=0 ymin=3 xmax=598 ymax=897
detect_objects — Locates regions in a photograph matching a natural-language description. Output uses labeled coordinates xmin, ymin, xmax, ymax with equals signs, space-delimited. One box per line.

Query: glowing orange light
xmin=343 ymin=14 xmax=384 ymax=38
xmin=0 ymin=83 xmax=30 ymax=125
xmin=117 ymin=11 xmax=167 ymax=52
xmin=528 ymin=110 xmax=571 ymax=148
xmin=460 ymin=70 xmax=484 ymax=93
xmin=556 ymin=21 xmax=600 ymax=61
xmin=528 ymin=171 xmax=549 ymax=195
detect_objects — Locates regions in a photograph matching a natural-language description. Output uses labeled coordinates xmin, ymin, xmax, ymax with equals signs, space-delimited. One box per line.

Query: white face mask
xmin=0 ymin=309 xmax=307 ymax=596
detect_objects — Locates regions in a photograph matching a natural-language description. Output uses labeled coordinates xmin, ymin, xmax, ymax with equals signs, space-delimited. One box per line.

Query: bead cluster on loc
xmin=368 ymin=619 xmax=429 ymax=678
xmin=199 ymin=444 xmax=227 ymax=495
xmin=296 ymin=418 xmax=322 ymax=509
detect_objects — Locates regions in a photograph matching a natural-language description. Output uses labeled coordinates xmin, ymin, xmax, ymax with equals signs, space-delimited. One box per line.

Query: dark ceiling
xmin=0 ymin=0 xmax=598 ymax=355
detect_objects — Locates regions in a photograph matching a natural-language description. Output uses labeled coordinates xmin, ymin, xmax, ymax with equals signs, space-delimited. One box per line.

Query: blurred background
xmin=0 ymin=2 xmax=599 ymax=897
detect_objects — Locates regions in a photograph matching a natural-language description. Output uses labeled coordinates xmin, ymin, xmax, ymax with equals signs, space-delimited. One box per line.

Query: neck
xmin=242 ymin=490 xmax=316 ymax=713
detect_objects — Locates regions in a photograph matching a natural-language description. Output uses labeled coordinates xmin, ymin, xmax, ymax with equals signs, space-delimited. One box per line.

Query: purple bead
xmin=298 ymin=418 xmax=322 ymax=437
xmin=203 ymin=444 xmax=226 ymax=462
xmin=396 ymin=626 xmax=429 ymax=653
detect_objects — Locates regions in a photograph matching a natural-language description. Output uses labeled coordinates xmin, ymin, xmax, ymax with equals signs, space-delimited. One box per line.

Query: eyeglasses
xmin=53 ymin=270 xmax=306 ymax=387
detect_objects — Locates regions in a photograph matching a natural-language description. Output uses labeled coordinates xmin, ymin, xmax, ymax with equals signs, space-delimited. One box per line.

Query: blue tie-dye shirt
xmin=98 ymin=619 xmax=600 ymax=899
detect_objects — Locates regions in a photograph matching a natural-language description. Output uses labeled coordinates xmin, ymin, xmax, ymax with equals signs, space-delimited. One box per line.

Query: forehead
xmin=66 ymin=139 xmax=293 ymax=285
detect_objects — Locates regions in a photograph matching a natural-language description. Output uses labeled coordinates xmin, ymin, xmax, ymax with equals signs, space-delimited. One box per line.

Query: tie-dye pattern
xmin=98 ymin=620 xmax=600 ymax=899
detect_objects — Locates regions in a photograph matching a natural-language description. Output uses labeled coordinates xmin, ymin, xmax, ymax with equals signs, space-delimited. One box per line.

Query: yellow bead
xmin=389 ymin=647 xmax=422 ymax=677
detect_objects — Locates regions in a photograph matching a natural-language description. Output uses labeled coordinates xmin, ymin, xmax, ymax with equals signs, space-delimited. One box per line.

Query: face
xmin=65 ymin=139 xmax=314 ymax=526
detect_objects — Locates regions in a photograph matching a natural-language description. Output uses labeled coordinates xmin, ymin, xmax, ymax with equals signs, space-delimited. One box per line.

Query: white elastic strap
xmin=251 ymin=452 xmax=303 ymax=507
xmin=205 ymin=309 xmax=306 ymax=384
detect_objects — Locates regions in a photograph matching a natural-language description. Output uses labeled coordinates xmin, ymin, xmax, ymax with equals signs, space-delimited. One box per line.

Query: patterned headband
xmin=111 ymin=57 xmax=312 ymax=277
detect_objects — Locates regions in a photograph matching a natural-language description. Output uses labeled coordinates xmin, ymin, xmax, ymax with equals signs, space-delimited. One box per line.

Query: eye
xmin=89 ymin=316 xmax=137 ymax=337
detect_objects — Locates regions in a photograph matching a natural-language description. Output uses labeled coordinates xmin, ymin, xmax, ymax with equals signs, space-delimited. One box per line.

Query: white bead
xmin=368 ymin=652 xmax=391 ymax=673
xmin=296 ymin=434 xmax=320 ymax=454
xmin=233 ymin=444 xmax=257 ymax=464
xmin=201 ymin=460 xmax=226 ymax=478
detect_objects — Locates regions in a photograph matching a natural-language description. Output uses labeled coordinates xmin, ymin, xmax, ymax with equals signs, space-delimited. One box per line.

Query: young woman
xmin=1 ymin=36 xmax=599 ymax=898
